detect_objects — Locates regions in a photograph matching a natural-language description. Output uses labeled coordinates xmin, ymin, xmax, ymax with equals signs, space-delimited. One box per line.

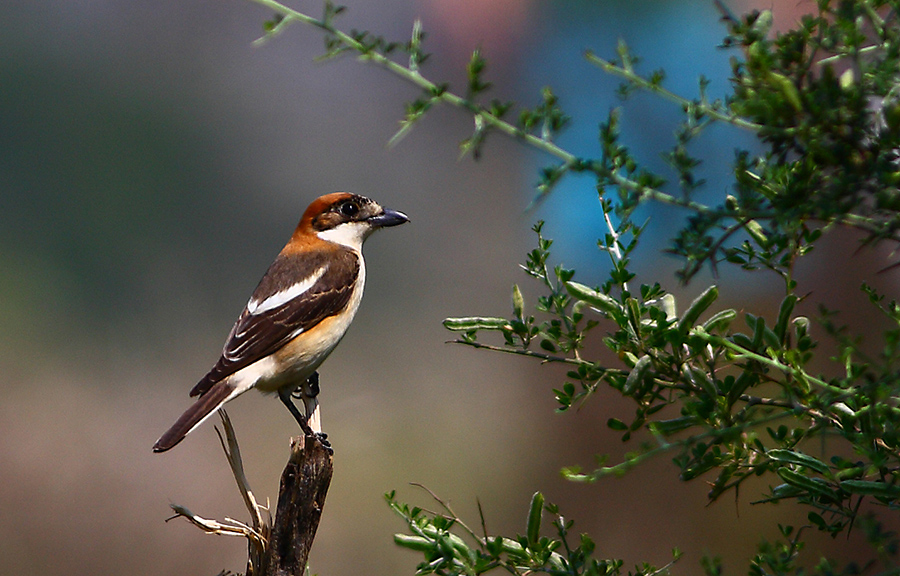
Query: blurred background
xmin=1 ymin=0 xmax=897 ymax=574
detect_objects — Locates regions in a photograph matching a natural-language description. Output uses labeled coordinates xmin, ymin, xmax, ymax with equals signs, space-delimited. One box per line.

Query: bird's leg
xmin=278 ymin=387 xmax=315 ymax=437
xmin=291 ymin=371 xmax=320 ymax=400
xmin=289 ymin=372 xmax=323 ymax=435
xmin=291 ymin=371 xmax=320 ymax=399
xmin=285 ymin=372 xmax=331 ymax=452
xmin=307 ymin=371 xmax=321 ymax=398
xmin=303 ymin=374 xmax=324 ymax=443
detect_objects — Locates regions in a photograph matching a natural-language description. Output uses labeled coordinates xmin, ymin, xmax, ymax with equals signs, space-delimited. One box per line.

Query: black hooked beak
xmin=369 ymin=208 xmax=409 ymax=228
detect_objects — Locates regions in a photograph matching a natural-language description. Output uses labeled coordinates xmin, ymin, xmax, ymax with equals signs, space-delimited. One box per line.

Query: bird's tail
xmin=153 ymin=382 xmax=237 ymax=453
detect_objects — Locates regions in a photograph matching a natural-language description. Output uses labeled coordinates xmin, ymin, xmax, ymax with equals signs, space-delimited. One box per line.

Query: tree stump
xmin=263 ymin=434 xmax=333 ymax=576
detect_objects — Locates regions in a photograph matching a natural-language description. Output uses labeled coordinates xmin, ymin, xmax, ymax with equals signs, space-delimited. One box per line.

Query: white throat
xmin=317 ymin=221 xmax=371 ymax=251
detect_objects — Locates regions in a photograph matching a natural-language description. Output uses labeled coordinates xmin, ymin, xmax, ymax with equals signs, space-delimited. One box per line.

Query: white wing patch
xmin=247 ymin=266 xmax=327 ymax=315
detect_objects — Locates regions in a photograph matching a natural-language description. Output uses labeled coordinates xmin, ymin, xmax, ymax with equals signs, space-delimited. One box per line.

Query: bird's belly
xmin=253 ymin=307 xmax=359 ymax=393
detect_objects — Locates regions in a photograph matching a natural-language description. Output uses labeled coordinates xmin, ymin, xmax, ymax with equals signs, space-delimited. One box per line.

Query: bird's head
xmin=296 ymin=192 xmax=409 ymax=251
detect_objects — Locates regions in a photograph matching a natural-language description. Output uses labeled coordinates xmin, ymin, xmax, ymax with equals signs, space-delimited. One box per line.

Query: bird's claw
xmin=315 ymin=431 xmax=333 ymax=454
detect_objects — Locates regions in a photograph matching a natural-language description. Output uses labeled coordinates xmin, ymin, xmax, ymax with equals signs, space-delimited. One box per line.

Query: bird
xmin=153 ymin=192 xmax=409 ymax=453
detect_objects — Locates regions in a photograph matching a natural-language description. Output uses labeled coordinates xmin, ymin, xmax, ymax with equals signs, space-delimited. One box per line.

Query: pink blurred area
xmin=0 ymin=0 xmax=893 ymax=575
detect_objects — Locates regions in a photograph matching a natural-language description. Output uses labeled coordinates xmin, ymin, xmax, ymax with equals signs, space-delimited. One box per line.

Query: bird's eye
xmin=340 ymin=201 xmax=360 ymax=217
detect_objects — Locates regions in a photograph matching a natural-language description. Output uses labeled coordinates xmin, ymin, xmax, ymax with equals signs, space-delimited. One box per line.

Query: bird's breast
xmin=254 ymin=258 xmax=366 ymax=393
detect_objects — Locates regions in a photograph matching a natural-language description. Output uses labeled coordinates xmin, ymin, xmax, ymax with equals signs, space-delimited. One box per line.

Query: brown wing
xmin=189 ymin=248 xmax=360 ymax=397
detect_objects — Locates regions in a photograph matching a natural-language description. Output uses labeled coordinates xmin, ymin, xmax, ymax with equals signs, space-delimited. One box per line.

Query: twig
xmin=216 ymin=410 xmax=269 ymax=537
xmin=410 ymin=482 xmax=482 ymax=544
xmin=216 ymin=410 xmax=271 ymax=573
xmin=584 ymin=51 xmax=764 ymax=132
xmin=448 ymin=338 xmax=612 ymax=369
xmin=167 ymin=504 xmax=267 ymax=543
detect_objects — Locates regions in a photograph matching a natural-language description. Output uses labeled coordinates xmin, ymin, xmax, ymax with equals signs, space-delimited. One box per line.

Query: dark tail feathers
xmin=153 ymin=382 xmax=236 ymax=453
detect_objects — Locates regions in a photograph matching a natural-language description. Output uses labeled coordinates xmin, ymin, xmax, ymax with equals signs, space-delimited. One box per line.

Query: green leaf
xmin=626 ymin=297 xmax=642 ymax=337
xmin=770 ymin=483 xmax=803 ymax=499
xmin=607 ymin=418 xmax=629 ymax=431
xmin=526 ymin=491 xmax=544 ymax=546
xmin=658 ymin=293 xmax=677 ymax=320
xmin=394 ymin=533 xmax=435 ymax=552
xmin=808 ymin=511 xmax=827 ymax=531
xmin=773 ymin=294 xmax=798 ymax=344
xmin=702 ymin=308 xmax=736 ymax=332
xmin=512 ymin=284 xmax=524 ymax=319
xmin=686 ymin=365 xmax=717 ymax=399
xmin=767 ymin=71 xmax=802 ymax=112
xmin=564 ymin=282 xmax=621 ymax=315
xmin=677 ymin=285 xmax=718 ymax=334
xmin=623 ymin=354 xmax=652 ymax=396
xmin=767 ymin=449 xmax=830 ymax=474
xmin=731 ymin=332 xmax=754 ymax=350
xmin=747 ymin=314 xmax=766 ymax=350
xmin=726 ymin=370 xmax=756 ymax=408
xmin=745 ymin=219 xmax=769 ymax=248
xmin=839 ymin=480 xmax=900 ymax=499
xmin=443 ymin=317 xmax=510 ymax=331
xmin=649 ymin=416 xmax=697 ymax=436
xmin=776 ymin=467 xmax=836 ymax=501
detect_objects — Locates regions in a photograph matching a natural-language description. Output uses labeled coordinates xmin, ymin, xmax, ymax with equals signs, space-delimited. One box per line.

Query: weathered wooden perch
xmin=264 ymin=433 xmax=333 ymax=575
xmin=167 ymin=409 xmax=333 ymax=576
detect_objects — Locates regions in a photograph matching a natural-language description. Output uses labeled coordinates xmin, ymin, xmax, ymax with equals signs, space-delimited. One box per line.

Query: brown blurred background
xmin=1 ymin=0 xmax=897 ymax=574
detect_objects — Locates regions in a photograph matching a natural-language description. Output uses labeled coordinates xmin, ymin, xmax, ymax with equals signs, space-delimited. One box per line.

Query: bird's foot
xmin=315 ymin=431 xmax=333 ymax=454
